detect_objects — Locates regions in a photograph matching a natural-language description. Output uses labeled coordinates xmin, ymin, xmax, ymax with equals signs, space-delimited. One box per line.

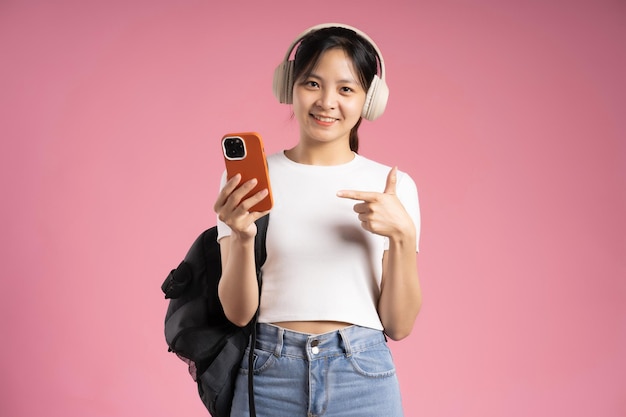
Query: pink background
xmin=1 ymin=0 xmax=624 ymax=416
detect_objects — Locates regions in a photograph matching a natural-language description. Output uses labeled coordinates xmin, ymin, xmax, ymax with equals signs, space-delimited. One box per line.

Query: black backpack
xmin=161 ymin=215 xmax=268 ymax=417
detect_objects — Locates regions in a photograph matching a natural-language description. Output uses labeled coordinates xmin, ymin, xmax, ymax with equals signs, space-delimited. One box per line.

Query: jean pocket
xmin=349 ymin=343 xmax=397 ymax=378
xmin=240 ymin=347 xmax=277 ymax=375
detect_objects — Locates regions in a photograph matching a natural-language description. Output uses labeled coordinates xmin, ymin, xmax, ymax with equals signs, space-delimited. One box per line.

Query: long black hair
xmin=292 ymin=27 xmax=379 ymax=153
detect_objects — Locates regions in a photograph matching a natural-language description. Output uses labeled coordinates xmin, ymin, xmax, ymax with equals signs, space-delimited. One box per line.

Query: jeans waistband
xmin=254 ymin=323 xmax=387 ymax=359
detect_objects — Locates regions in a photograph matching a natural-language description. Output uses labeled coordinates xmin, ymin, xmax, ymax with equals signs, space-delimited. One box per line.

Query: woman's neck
xmin=284 ymin=142 xmax=354 ymax=166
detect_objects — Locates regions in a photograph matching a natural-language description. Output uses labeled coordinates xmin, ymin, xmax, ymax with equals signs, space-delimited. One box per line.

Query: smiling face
xmin=292 ymin=48 xmax=367 ymax=150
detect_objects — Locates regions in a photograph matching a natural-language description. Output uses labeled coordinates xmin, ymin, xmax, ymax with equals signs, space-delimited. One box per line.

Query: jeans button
xmin=311 ymin=339 xmax=320 ymax=355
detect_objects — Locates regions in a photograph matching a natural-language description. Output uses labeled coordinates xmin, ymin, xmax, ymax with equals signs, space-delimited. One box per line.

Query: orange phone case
xmin=221 ymin=132 xmax=273 ymax=212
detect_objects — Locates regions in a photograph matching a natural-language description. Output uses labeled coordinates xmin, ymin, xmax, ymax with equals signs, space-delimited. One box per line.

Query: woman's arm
xmin=378 ymin=235 xmax=421 ymax=341
xmin=214 ymin=174 xmax=270 ymax=327
xmin=337 ymin=166 xmax=421 ymax=340
xmin=218 ymin=235 xmax=260 ymax=327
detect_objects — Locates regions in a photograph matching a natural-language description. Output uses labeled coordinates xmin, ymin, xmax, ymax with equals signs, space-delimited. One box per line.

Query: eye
xmin=340 ymin=86 xmax=354 ymax=93
xmin=303 ymin=80 xmax=319 ymax=89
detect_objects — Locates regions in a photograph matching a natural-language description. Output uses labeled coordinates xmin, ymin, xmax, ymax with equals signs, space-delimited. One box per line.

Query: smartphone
xmin=221 ymin=132 xmax=273 ymax=212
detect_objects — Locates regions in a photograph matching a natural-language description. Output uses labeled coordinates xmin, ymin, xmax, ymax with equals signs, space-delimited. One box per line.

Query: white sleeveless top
xmin=217 ymin=151 xmax=420 ymax=330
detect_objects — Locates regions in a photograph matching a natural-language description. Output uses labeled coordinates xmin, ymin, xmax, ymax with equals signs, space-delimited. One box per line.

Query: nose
xmin=316 ymin=88 xmax=337 ymax=110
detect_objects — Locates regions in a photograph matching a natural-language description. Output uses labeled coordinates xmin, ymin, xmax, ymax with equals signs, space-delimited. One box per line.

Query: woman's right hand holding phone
xmin=213 ymin=173 xmax=270 ymax=241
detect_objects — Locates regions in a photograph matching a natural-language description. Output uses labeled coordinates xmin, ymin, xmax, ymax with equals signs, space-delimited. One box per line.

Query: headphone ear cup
xmin=273 ymin=60 xmax=295 ymax=104
xmin=362 ymin=75 xmax=389 ymax=121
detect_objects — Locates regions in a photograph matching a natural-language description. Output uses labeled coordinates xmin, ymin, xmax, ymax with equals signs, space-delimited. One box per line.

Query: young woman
xmin=213 ymin=23 xmax=421 ymax=417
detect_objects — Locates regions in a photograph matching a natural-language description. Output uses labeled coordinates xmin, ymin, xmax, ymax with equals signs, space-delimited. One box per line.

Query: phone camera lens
xmin=224 ymin=137 xmax=246 ymax=159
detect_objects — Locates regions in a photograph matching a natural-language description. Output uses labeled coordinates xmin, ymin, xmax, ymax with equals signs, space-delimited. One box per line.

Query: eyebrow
xmin=307 ymin=72 xmax=359 ymax=85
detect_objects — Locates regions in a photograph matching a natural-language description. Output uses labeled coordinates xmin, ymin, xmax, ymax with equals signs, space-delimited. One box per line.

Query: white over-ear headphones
xmin=272 ymin=23 xmax=389 ymax=121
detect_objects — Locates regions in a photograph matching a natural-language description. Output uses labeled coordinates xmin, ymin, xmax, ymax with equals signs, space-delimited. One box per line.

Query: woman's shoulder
xmin=353 ymin=153 xmax=390 ymax=171
xmin=354 ymin=154 xmax=412 ymax=177
xmin=266 ymin=150 xmax=290 ymax=166
xmin=355 ymin=154 xmax=418 ymax=191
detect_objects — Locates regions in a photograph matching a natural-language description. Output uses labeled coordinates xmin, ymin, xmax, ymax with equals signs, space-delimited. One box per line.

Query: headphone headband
xmin=280 ymin=23 xmax=386 ymax=81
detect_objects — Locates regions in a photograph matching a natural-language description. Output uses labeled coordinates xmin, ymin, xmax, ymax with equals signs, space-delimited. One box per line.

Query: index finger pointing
xmin=336 ymin=190 xmax=378 ymax=201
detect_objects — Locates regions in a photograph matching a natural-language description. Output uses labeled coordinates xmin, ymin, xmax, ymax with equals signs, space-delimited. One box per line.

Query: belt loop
xmin=274 ymin=326 xmax=284 ymax=357
xmin=338 ymin=328 xmax=353 ymax=357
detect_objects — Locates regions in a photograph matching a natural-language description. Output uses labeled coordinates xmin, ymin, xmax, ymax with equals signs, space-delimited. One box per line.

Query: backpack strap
xmin=254 ymin=213 xmax=269 ymax=272
xmin=249 ymin=214 xmax=269 ymax=417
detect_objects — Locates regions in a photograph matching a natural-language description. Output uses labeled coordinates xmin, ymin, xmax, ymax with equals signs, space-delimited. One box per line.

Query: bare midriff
xmin=272 ymin=321 xmax=353 ymax=335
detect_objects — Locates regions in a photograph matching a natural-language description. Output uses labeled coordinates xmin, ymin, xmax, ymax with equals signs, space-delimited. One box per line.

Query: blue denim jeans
xmin=230 ymin=323 xmax=404 ymax=417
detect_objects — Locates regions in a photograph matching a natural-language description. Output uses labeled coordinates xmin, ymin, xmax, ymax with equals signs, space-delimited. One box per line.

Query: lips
xmin=312 ymin=114 xmax=338 ymax=123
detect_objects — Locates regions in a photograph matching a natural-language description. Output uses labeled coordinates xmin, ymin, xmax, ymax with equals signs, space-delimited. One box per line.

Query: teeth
xmin=314 ymin=115 xmax=336 ymax=123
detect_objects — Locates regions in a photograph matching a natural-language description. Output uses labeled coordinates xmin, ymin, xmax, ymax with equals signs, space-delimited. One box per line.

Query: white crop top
xmin=217 ymin=151 xmax=420 ymax=331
